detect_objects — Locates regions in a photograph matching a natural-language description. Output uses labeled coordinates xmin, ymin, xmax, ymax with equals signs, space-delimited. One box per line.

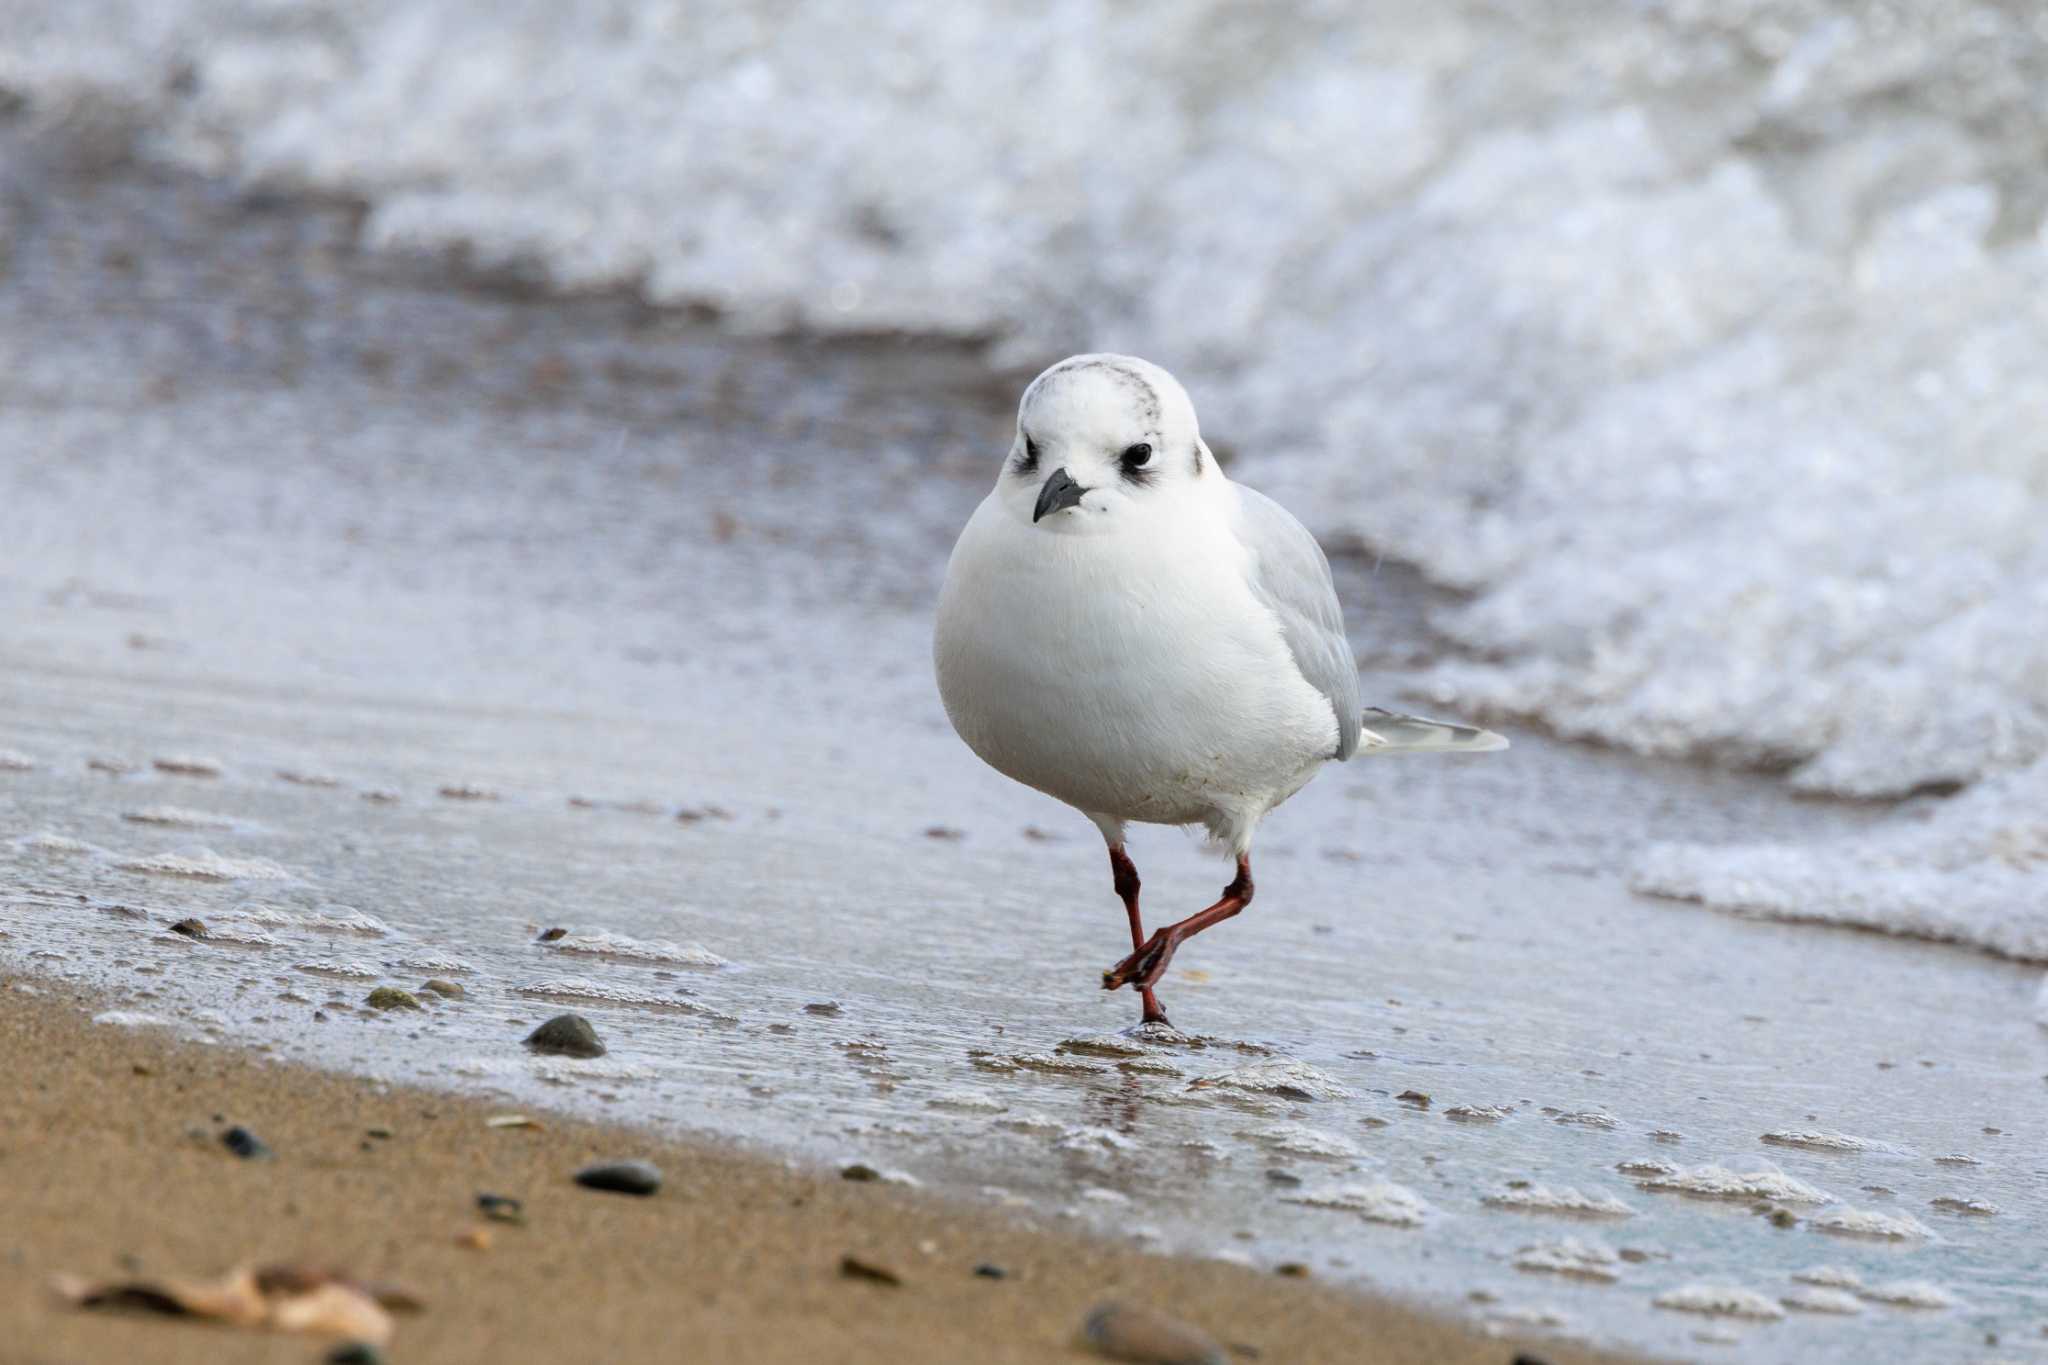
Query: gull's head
xmin=998 ymin=354 xmax=1212 ymax=533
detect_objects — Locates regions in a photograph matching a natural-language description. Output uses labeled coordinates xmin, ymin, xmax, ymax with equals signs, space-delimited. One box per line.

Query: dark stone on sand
xmin=221 ymin=1126 xmax=271 ymax=1160
xmin=168 ymin=918 xmax=207 ymax=938
xmin=1275 ymin=1262 xmax=1309 ymax=1278
xmin=840 ymin=1163 xmax=881 ymax=1182
xmin=573 ymin=1159 xmax=661 ymax=1196
xmin=1083 ymin=1302 xmax=1225 ymax=1365
xmin=477 ymin=1192 xmax=525 ymax=1224
xmin=838 ymin=1255 xmax=901 ymax=1286
xmin=326 ymin=1344 xmax=386 ymax=1365
xmin=365 ymin=1127 xmax=393 ymax=1140
xmin=525 ymin=1013 xmax=604 ymax=1058
xmin=972 ymin=1263 xmax=1008 ymax=1279
xmin=1395 ymin=1089 xmax=1431 ymax=1108
xmin=365 ymin=986 xmax=422 ymax=1011
xmin=537 ymin=926 xmax=567 ymax=942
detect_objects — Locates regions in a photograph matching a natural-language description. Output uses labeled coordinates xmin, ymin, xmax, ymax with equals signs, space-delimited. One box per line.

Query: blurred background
xmin=3 ymin=5 xmax=2046 ymax=1357
xmin=7 ymin=1 xmax=2045 ymax=918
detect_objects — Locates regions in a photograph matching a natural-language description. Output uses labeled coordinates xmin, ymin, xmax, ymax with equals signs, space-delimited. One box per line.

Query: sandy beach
xmin=0 ymin=977 xmax=1633 ymax=1364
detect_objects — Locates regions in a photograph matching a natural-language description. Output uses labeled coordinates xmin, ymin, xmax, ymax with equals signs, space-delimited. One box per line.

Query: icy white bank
xmin=3 ymin=0 xmax=2043 ymax=952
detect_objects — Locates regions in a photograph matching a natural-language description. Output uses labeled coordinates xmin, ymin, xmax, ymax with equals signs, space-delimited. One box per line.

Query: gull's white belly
xmin=934 ymin=494 xmax=1338 ymax=826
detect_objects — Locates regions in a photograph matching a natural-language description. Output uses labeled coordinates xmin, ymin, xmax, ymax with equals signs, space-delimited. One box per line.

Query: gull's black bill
xmin=1033 ymin=467 xmax=1088 ymax=522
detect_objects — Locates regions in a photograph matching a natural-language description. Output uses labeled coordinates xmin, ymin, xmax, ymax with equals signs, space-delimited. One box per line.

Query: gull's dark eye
xmin=1120 ymin=442 xmax=1153 ymax=468
xmin=1017 ymin=433 xmax=1040 ymax=473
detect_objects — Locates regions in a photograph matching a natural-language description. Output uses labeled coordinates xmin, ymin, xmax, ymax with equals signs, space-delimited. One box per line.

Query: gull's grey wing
xmin=1231 ymin=485 xmax=1363 ymax=760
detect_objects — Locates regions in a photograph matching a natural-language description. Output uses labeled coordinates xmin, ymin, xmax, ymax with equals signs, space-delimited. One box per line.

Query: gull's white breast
xmin=934 ymin=490 xmax=1339 ymax=829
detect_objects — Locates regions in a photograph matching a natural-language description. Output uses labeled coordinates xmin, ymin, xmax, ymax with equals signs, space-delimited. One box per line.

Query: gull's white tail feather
xmin=1357 ymin=708 xmax=1509 ymax=754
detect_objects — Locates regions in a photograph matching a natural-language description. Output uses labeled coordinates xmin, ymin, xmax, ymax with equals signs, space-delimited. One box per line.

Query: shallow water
xmin=3 ymin=131 xmax=2046 ymax=1362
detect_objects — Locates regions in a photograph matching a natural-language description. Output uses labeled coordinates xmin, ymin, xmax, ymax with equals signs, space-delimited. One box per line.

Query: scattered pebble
xmin=524 ymin=1013 xmax=605 ymax=1058
xmin=841 ymin=1163 xmax=881 ymax=1183
xmin=839 ymin=1255 xmax=902 ymax=1286
xmin=421 ymin=979 xmax=465 ymax=999
xmin=359 ymin=789 xmax=401 ymax=804
xmin=326 ymin=1345 xmax=386 ymax=1365
xmin=455 ymin=1227 xmax=492 ymax=1252
xmin=153 ymin=755 xmax=223 ymax=777
xmin=1083 ymin=1301 xmax=1226 ymax=1365
xmin=168 ymin=918 xmax=208 ymax=939
xmin=573 ymin=1160 xmax=662 ymax=1196
xmin=437 ymin=783 xmax=498 ymax=801
xmin=221 ymin=1126 xmax=272 ymax=1160
xmin=803 ymin=1001 xmax=843 ymax=1016
xmin=922 ymin=825 xmax=965 ymax=841
xmin=476 ymin=1194 xmax=525 ymax=1224
xmin=485 ymin=1114 xmax=541 ymax=1130
xmin=1929 ymin=1196 xmax=1998 ymax=1216
xmin=973 ymin=1263 xmax=1008 ymax=1280
xmin=1394 ymin=1090 xmax=1430 ymax=1108
xmin=536 ymin=927 xmax=568 ymax=942
xmin=363 ymin=987 xmax=422 ymax=1012
xmin=1274 ymin=1262 xmax=1309 ymax=1278
xmin=674 ymin=804 xmax=734 ymax=823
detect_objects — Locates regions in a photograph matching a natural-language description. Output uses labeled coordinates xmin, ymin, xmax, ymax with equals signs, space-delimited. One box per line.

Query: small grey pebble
xmin=221 ymin=1126 xmax=271 ymax=1160
xmin=972 ymin=1263 xmax=1008 ymax=1279
xmin=525 ymin=1013 xmax=605 ymax=1058
xmin=476 ymin=1192 xmax=525 ymax=1224
xmin=573 ymin=1159 xmax=661 ymax=1196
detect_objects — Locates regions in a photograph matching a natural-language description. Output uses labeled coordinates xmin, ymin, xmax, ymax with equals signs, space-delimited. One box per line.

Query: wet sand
xmin=0 ymin=977 xmax=1632 ymax=1365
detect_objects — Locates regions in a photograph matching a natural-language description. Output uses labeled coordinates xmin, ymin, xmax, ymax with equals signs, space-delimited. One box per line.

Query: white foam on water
xmin=1187 ymin=1059 xmax=1353 ymax=1101
xmin=1444 ymin=1104 xmax=1513 ymax=1124
xmin=390 ymin=954 xmax=476 ymax=974
xmin=293 ymin=959 xmax=380 ymax=979
xmin=1636 ymin=1164 xmax=1834 ymax=1205
xmin=1636 ymin=762 xmax=2048 ymax=961
xmin=924 ymin=1088 xmax=1005 ymax=1113
xmin=7 ymin=2 xmax=2048 ymax=951
xmin=121 ymin=805 xmax=235 ymax=829
xmin=1513 ymin=1238 xmax=1621 ymax=1282
xmin=0 ymin=749 xmax=38 ymax=771
xmin=1244 ymin=1122 xmax=1361 ymax=1160
xmin=1809 ymin=1207 xmax=1937 ymax=1241
xmin=1053 ymin=1125 xmax=1139 ymax=1154
xmin=1858 ymin=1280 xmax=1957 ymax=1309
xmin=1284 ymin=1182 xmax=1427 ymax=1227
xmin=1652 ymin=1285 xmax=1785 ymax=1320
xmin=1482 ymin=1184 xmax=1635 ymax=1219
xmin=543 ymin=930 xmax=726 ymax=968
xmin=1791 ymin=1265 xmax=1863 ymax=1290
xmin=21 ymin=833 xmax=98 ymax=856
xmin=227 ymin=903 xmax=389 ymax=936
xmin=1759 ymin=1130 xmax=1885 ymax=1153
xmin=117 ymin=849 xmax=290 ymax=881
xmin=91 ymin=1009 xmax=174 ymax=1028
xmin=515 ymin=977 xmax=731 ymax=1018
xmin=1779 ymin=1287 xmax=1863 ymax=1315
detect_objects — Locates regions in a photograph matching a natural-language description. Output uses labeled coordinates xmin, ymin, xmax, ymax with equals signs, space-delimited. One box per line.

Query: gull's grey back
xmin=1231 ymin=485 xmax=1362 ymax=760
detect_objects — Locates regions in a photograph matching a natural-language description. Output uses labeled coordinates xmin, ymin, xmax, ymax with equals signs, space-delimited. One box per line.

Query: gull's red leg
xmin=1108 ymin=844 xmax=1168 ymax=1025
xmin=1103 ymin=855 xmax=1253 ymax=997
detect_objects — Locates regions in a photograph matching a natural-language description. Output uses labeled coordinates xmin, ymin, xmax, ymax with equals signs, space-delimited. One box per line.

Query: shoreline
xmin=0 ymin=975 xmax=1634 ymax=1364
